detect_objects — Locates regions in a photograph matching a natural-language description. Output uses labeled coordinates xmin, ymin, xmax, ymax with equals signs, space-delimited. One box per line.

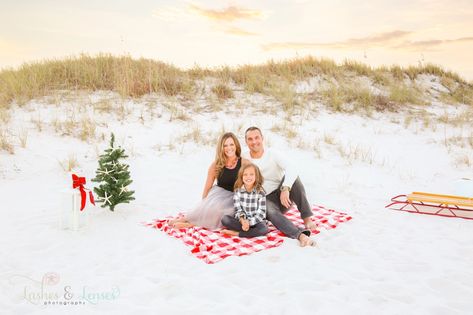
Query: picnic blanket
xmin=144 ymin=205 xmax=352 ymax=264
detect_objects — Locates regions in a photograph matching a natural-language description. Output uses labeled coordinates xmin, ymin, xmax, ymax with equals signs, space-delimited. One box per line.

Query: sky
xmin=1 ymin=0 xmax=473 ymax=80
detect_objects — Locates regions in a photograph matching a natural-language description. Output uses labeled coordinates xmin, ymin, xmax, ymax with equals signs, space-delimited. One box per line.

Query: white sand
xmin=1 ymin=91 xmax=473 ymax=315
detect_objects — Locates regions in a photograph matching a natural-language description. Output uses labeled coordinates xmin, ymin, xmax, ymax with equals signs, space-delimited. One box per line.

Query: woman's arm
xmin=202 ymin=161 xmax=216 ymax=198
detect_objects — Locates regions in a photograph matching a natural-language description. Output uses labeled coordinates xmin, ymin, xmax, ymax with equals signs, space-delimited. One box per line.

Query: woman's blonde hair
xmin=234 ymin=163 xmax=264 ymax=192
xmin=215 ymin=132 xmax=241 ymax=178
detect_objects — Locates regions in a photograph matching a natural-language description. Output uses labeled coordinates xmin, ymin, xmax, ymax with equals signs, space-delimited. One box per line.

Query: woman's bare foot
xmin=173 ymin=221 xmax=194 ymax=229
xmin=298 ymin=234 xmax=316 ymax=247
xmin=221 ymin=229 xmax=239 ymax=236
xmin=170 ymin=219 xmax=194 ymax=229
xmin=169 ymin=216 xmax=184 ymax=226
xmin=303 ymin=217 xmax=316 ymax=230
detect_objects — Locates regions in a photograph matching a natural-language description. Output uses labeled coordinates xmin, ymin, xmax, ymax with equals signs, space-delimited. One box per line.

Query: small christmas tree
xmin=92 ymin=133 xmax=135 ymax=211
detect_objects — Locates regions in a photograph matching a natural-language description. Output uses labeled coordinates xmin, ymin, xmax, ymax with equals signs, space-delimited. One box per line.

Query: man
xmin=242 ymin=126 xmax=316 ymax=247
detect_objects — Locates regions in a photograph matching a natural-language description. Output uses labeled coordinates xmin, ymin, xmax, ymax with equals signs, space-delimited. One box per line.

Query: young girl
xmin=221 ymin=163 xmax=269 ymax=238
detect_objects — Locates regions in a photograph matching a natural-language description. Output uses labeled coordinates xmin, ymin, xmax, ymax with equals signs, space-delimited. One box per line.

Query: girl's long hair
xmin=234 ymin=163 xmax=264 ymax=192
xmin=215 ymin=132 xmax=241 ymax=178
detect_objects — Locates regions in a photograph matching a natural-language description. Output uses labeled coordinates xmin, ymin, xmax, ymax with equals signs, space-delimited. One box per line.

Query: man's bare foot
xmin=303 ymin=217 xmax=316 ymax=230
xmin=171 ymin=221 xmax=194 ymax=229
xmin=298 ymin=234 xmax=316 ymax=247
xmin=221 ymin=229 xmax=239 ymax=236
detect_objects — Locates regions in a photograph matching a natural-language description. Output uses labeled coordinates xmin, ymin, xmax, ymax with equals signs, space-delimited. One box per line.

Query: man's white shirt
xmin=242 ymin=149 xmax=297 ymax=194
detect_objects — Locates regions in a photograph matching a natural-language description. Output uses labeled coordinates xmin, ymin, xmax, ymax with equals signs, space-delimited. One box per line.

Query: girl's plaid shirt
xmin=233 ymin=187 xmax=266 ymax=226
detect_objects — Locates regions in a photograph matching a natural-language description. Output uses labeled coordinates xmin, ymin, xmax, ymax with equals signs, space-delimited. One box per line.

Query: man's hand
xmin=280 ymin=190 xmax=292 ymax=208
xmin=240 ymin=218 xmax=250 ymax=231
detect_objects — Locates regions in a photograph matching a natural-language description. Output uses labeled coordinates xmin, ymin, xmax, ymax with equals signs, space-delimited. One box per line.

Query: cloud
xmin=342 ymin=31 xmax=412 ymax=46
xmin=152 ymin=6 xmax=193 ymax=22
xmin=262 ymin=31 xmax=412 ymax=51
xmin=223 ymin=26 xmax=259 ymax=36
xmin=189 ymin=4 xmax=264 ymax=22
xmin=262 ymin=31 xmax=473 ymax=52
xmin=395 ymin=37 xmax=473 ymax=50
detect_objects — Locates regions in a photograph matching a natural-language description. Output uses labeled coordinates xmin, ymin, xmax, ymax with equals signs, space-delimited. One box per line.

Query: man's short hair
xmin=245 ymin=126 xmax=263 ymax=138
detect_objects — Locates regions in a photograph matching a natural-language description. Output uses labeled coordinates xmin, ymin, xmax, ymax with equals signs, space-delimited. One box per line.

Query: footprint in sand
xmin=427 ymin=278 xmax=470 ymax=300
xmin=266 ymin=256 xmax=280 ymax=262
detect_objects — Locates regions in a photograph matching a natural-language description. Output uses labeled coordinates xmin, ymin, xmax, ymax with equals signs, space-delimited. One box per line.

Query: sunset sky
xmin=1 ymin=0 xmax=472 ymax=80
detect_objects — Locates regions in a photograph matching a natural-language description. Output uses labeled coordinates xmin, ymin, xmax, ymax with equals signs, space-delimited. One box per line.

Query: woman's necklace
xmin=225 ymin=157 xmax=238 ymax=168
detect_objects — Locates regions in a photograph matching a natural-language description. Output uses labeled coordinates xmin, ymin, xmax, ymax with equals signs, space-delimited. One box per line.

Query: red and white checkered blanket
xmin=144 ymin=205 xmax=352 ymax=264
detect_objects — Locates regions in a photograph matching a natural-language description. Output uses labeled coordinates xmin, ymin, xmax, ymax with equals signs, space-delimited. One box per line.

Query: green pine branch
xmin=92 ymin=133 xmax=135 ymax=211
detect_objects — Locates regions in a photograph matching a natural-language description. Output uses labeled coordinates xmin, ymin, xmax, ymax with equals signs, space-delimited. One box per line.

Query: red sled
xmin=386 ymin=192 xmax=473 ymax=220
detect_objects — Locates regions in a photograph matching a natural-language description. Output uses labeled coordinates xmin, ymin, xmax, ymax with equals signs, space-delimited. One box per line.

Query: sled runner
xmin=386 ymin=192 xmax=473 ymax=220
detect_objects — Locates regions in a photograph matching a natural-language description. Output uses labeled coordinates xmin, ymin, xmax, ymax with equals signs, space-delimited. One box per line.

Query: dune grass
xmin=389 ymin=84 xmax=423 ymax=105
xmin=18 ymin=129 xmax=28 ymax=148
xmin=266 ymin=81 xmax=298 ymax=112
xmin=343 ymin=60 xmax=373 ymax=77
xmin=0 ymin=107 xmax=10 ymax=124
xmin=0 ymin=54 xmax=193 ymax=107
xmin=0 ymin=129 xmax=15 ymax=154
xmin=1 ymin=54 xmax=472 ymax=111
xmin=404 ymin=64 xmax=465 ymax=83
xmin=58 ymin=154 xmax=79 ymax=172
xmin=450 ymin=85 xmax=473 ymax=105
xmin=211 ymin=83 xmax=234 ymax=100
xmin=320 ymin=83 xmax=399 ymax=113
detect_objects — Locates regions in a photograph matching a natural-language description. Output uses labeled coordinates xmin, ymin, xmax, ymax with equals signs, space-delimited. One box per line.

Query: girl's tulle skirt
xmin=185 ymin=186 xmax=235 ymax=230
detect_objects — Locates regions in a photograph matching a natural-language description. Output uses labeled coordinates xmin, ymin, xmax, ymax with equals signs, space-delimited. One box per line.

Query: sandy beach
xmin=1 ymin=76 xmax=473 ymax=314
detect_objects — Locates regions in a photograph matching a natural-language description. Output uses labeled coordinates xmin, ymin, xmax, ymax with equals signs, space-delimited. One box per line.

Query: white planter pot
xmin=60 ymin=189 xmax=89 ymax=231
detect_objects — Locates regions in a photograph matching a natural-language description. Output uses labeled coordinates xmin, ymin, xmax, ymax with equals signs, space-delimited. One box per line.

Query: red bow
xmin=72 ymin=174 xmax=95 ymax=211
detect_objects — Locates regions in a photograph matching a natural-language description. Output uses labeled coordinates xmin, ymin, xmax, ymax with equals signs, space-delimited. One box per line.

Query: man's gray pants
xmin=265 ymin=176 xmax=313 ymax=239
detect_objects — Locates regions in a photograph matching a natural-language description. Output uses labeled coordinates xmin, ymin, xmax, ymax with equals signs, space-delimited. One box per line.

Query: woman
xmin=171 ymin=132 xmax=248 ymax=230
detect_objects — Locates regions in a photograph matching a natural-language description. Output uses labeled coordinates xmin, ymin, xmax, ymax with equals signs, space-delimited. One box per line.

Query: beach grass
xmin=0 ymin=54 xmax=192 ymax=107
xmin=1 ymin=54 xmax=471 ymax=112
xmin=211 ymin=83 xmax=234 ymax=100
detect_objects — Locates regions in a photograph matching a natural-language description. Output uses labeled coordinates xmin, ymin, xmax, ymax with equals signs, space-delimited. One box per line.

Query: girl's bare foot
xmin=221 ymin=229 xmax=239 ymax=236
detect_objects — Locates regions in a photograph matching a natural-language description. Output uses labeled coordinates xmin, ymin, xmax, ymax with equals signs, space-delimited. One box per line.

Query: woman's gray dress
xmin=185 ymin=159 xmax=241 ymax=230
